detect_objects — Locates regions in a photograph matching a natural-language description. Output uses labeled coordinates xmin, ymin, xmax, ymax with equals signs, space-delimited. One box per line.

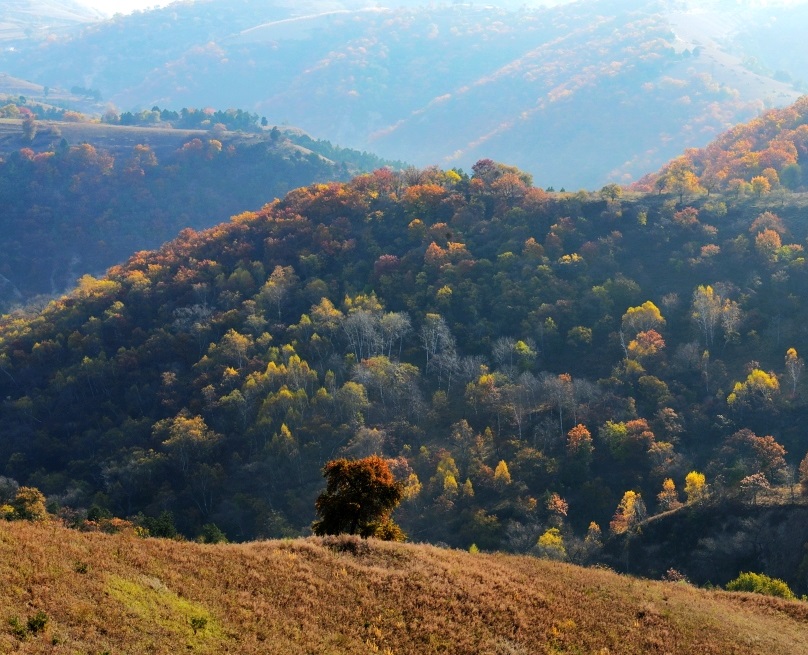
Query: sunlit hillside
xmin=1 ymin=520 xmax=807 ymax=654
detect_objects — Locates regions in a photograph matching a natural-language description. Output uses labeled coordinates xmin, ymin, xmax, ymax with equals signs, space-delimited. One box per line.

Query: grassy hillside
xmin=1 ymin=520 xmax=807 ymax=654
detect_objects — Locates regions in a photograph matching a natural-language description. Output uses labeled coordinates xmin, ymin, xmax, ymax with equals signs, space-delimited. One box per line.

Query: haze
xmin=77 ymin=0 xmax=173 ymax=15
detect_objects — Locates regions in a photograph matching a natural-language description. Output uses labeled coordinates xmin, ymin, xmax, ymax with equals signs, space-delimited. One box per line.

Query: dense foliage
xmin=639 ymin=96 xmax=808 ymax=195
xmin=312 ymin=456 xmax=405 ymax=540
xmin=0 ymin=117 xmax=396 ymax=307
xmin=2 ymin=154 xmax=808 ymax=593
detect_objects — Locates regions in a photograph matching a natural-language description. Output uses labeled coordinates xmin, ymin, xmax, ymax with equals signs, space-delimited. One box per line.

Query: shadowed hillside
xmin=0 ymin=114 xmax=396 ymax=305
xmin=1 ymin=520 xmax=807 ymax=654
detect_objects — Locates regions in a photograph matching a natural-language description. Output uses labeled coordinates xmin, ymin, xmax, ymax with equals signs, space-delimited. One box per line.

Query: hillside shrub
xmin=10 ymin=487 xmax=48 ymax=521
xmin=725 ymin=572 xmax=795 ymax=600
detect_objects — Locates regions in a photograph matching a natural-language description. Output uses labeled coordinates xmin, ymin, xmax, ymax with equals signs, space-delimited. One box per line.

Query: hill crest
xmin=1 ymin=520 xmax=807 ymax=654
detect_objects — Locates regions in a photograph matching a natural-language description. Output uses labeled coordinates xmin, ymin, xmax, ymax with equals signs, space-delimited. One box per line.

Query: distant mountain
xmin=0 ymin=0 xmax=103 ymax=43
xmin=2 ymin=0 xmax=807 ymax=187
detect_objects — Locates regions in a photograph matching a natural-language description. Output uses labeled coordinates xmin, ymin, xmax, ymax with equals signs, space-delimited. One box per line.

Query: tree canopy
xmin=312 ymin=456 xmax=404 ymax=540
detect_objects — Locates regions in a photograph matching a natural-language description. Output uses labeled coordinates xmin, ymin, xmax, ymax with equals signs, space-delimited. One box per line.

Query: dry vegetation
xmin=1 ymin=521 xmax=807 ymax=654
xmin=0 ymin=118 xmax=268 ymax=159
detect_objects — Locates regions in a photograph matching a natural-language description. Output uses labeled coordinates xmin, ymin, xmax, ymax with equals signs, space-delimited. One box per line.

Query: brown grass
xmin=0 ymin=521 xmax=807 ymax=654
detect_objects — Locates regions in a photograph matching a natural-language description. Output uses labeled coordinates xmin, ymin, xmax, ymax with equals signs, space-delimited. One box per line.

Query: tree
xmin=684 ymin=471 xmax=707 ymax=504
xmin=621 ymin=301 xmax=665 ymax=336
xmin=691 ymin=285 xmax=722 ymax=347
xmin=566 ymin=424 xmax=593 ymax=460
xmin=662 ymin=158 xmax=703 ymax=203
xmin=259 ymin=265 xmax=298 ymax=319
xmin=799 ymin=451 xmax=808 ymax=496
xmin=536 ymin=527 xmax=566 ymax=560
xmin=546 ymin=492 xmax=569 ymax=521
xmin=656 ymin=478 xmax=682 ymax=511
xmin=542 ymin=372 xmax=575 ymax=435
xmin=609 ymin=490 xmax=645 ymax=535
xmin=627 ymin=330 xmax=666 ymax=360
xmin=22 ymin=115 xmax=37 ymax=142
xmin=493 ymin=460 xmax=512 ymax=488
xmin=600 ymin=183 xmax=623 ymax=202
xmin=750 ymin=176 xmax=771 ymax=197
xmin=726 ymin=368 xmax=780 ymax=410
xmin=156 ymin=412 xmax=222 ymax=476
xmin=739 ymin=473 xmax=770 ymax=505
xmin=10 ymin=486 xmax=47 ymax=521
xmin=312 ymin=456 xmax=404 ymax=540
xmin=754 ymin=229 xmax=782 ymax=261
xmin=785 ymin=348 xmax=804 ymax=397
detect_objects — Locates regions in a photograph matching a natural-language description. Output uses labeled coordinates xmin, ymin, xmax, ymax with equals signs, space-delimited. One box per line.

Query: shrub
xmin=198 ymin=523 xmax=228 ymax=544
xmin=662 ymin=568 xmax=689 ymax=583
xmin=725 ymin=572 xmax=795 ymax=600
xmin=137 ymin=511 xmax=178 ymax=538
xmin=8 ymin=616 xmax=27 ymax=640
xmin=321 ymin=534 xmax=371 ymax=556
xmin=27 ymin=611 xmax=48 ymax=634
xmin=190 ymin=616 xmax=208 ymax=634
xmin=10 ymin=487 xmax=47 ymax=521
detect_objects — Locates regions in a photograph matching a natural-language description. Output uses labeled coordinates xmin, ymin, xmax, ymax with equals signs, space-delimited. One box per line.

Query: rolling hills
xmin=3 ymin=0 xmax=808 ymax=187
xmin=1 ymin=519 xmax=807 ymax=654
xmin=0 ymin=0 xmax=103 ymax=44
xmin=5 ymin=8 xmax=808 ymax=615
xmin=2 ymin=149 xmax=808 ymax=592
xmin=0 ymin=113 xmax=395 ymax=307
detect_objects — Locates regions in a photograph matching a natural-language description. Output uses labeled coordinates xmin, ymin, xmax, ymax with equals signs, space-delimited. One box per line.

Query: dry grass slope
xmin=1 ymin=521 xmax=807 ymax=654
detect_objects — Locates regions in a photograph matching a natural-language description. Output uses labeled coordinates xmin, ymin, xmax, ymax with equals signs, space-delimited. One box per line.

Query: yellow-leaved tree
xmin=684 ymin=471 xmax=707 ymax=504
xmin=609 ymin=490 xmax=645 ymax=535
xmin=727 ymin=368 xmax=779 ymax=410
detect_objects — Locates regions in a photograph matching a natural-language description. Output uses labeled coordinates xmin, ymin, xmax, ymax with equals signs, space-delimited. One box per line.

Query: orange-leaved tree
xmin=312 ymin=456 xmax=405 ymax=540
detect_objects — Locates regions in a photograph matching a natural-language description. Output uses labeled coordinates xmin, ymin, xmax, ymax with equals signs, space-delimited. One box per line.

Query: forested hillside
xmin=638 ymin=96 xmax=808 ymax=196
xmin=2 ymin=0 xmax=805 ymax=187
xmin=0 ymin=108 xmax=395 ymax=307
xmin=2 ymin=154 xmax=808 ymax=588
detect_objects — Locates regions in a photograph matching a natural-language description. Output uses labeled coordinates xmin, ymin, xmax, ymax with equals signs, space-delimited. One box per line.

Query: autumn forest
xmin=3 ymin=90 xmax=808 ymax=597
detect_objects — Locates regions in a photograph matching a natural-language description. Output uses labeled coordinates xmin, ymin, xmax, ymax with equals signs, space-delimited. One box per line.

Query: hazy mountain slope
xmin=0 ymin=0 xmax=103 ymax=43
xmin=2 ymin=0 xmax=805 ymax=187
xmin=1 ymin=521 xmax=807 ymax=654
